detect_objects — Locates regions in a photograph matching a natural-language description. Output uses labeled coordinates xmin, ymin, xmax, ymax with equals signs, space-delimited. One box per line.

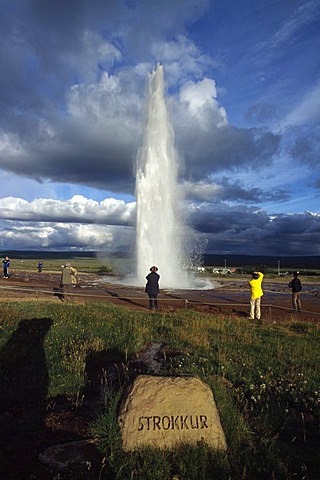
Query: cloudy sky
xmin=0 ymin=0 xmax=319 ymax=257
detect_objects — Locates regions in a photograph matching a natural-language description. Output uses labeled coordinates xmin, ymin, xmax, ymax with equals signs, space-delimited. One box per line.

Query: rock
xmin=39 ymin=439 xmax=98 ymax=472
xmin=118 ymin=375 xmax=227 ymax=451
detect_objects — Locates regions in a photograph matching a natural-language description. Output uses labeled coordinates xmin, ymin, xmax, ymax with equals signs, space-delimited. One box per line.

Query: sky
xmin=0 ymin=0 xmax=319 ymax=258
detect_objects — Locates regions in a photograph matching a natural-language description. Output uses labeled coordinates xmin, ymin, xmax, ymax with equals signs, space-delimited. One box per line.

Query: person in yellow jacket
xmin=248 ymin=271 xmax=264 ymax=320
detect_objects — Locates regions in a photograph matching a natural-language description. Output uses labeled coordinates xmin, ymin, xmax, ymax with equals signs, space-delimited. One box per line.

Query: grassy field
xmin=9 ymin=254 xmax=320 ymax=283
xmin=11 ymin=256 xmax=105 ymax=274
xmin=0 ymin=298 xmax=319 ymax=479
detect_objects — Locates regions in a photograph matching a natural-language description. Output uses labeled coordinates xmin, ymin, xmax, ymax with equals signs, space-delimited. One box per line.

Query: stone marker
xmin=118 ymin=375 xmax=227 ymax=451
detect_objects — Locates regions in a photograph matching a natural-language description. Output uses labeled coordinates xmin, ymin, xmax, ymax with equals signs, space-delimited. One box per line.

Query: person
xmin=60 ymin=262 xmax=77 ymax=301
xmin=288 ymin=271 xmax=302 ymax=312
xmin=2 ymin=256 xmax=11 ymax=278
xmin=38 ymin=261 xmax=43 ymax=273
xmin=248 ymin=271 xmax=264 ymax=320
xmin=145 ymin=266 xmax=160 ymax=310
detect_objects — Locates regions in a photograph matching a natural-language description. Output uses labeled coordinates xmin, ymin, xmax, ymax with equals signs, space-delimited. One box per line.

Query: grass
xmin=12 ymin=256 xmax=106 ymax=274
xmin=9 ymin=252 xmax=320 ymax=278
xmin=0 ymin=300 xmax=320 ymax=479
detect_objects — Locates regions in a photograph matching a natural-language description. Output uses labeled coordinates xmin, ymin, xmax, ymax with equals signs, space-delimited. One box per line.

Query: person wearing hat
xmin=248 ymin=271 xmax=264 ymax=320
xmin=288 ymin=271 xmax=302 ymax=312
xmin=60 ymin=262 xmax=77 ymax=301
xmin=145 ymin=266 xmax=160 ymax=310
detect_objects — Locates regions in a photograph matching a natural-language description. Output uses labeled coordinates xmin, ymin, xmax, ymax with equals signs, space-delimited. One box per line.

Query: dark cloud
xmin=0 ymin=1 xmax=282 ymax=194
xmin=189 ymin=203 xmax=269 ymax=234
xmin=176 ymin=123 xmax=281 ymax=179
xmin=191 ymin=207 xmax=320 ymax=255
xmin=213 ymin=178 xmax=289 ymax=203
xmin=183 ymin=178 xmax=290 ymax=203
xmin=217 ymin=181 xmax=289 ymax=203
xmin=290 ymin=129 xmax=320 ymax=166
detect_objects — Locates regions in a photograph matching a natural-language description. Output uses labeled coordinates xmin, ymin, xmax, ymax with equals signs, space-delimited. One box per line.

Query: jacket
xmin=145 ymin=271 xmax=160 ymax=295
xmin=288 ymin=277 xmax=302 ymax=293
xmin=60 ymin=266 xmax=77 ymax=286
xmin=249 ymin=272 xmax=264 ymax=300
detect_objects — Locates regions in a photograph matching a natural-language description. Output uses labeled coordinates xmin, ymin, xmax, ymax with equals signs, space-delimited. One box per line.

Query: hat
xmin=150 ymin=266 xmax=158 ymax=271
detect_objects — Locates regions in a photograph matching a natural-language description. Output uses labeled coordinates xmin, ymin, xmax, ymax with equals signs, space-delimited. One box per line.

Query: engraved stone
xmin=118 ymin=375 xmax=227 ymax=451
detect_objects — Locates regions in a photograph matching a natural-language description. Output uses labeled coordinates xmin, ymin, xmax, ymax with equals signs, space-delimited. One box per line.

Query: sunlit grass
xmin=0 ymin=300 xmax=319 ymax=479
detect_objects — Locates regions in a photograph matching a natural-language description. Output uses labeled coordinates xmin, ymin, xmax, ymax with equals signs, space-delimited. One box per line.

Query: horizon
xmin=3 ymin=249 xmax=319 ymax=270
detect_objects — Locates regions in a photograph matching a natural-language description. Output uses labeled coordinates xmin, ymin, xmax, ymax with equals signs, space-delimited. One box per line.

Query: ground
xmin=2 ymin=269 xmax=319 ymax=321
xmin=0 ymin=271 xmax=319 ymax=478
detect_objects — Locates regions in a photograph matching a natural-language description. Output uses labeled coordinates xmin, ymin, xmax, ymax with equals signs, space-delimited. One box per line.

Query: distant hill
xmin=0 ymin=250 xmax=133 ymax=260
xmin=202 ymin=254 xmax=319 ymax=270
xmin=1 ymin=250 xmax=319 ymax=270
xmin=0 ymin=250 xmax=99 ymax=260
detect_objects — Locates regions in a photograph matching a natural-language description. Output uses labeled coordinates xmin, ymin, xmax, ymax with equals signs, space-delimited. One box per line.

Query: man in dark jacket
xmin=288 ymin=271 xmax=302 ymax=312
xmin=145 ymin=266 xmax=160 ymax=310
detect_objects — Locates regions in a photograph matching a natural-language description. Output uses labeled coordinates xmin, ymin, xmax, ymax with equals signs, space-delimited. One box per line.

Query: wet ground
xmin=1 ymin=270 xmax=319 ymax=323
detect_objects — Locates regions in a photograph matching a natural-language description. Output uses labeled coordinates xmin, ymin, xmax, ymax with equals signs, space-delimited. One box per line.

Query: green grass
xmin=0 ymin=301 xmax=320 ymax=479
xmin=12 ymin=256 xmax=106 ymax=274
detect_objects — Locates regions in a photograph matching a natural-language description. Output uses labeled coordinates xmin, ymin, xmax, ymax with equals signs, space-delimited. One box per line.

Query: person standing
xmin=60 ymin=263 xmax=77 ymax=301
xmin=248 ymin=271 xmax=264 ymax=320
xmin=145 ymin=266 xmax=160 ymax=310
xmin=2 ymin=256 xmax=11 ymax=278
xmin=288 ymin=271 xmax=302 ymax=312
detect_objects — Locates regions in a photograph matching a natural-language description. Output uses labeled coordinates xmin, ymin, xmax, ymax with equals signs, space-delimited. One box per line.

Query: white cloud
xmin=67 ymin=71 xmax=142 ymax=136
xmin=83 ymin=29 xmax=122 ymax=70
xmin=179 ymin=78 xmax=228 ymax=127
xmin=269 ymin=0 xmax=320 ymax=48
xmin=0 ymin=132 xmax=26 ymax=157
xmin=151 ymin=35 xmax=212 ymax=84
xmin=0 ymin=222 xmax=118 ymax=250
xmin=281 ymin=80 xmax=320 ymax=128
xmin=0 ymin=196 xmax=136 ymax=225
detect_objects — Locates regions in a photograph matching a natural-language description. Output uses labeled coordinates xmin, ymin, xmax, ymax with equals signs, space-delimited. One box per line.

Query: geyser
xmin=135 ymin=64 xmax=192 ymax=289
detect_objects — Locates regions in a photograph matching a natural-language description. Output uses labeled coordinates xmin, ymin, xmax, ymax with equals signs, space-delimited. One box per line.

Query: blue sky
xmin=0 ymin=0 xmax=319 ymax=257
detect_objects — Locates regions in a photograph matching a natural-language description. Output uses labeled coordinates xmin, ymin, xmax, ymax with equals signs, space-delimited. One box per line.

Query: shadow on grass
xmin=0 ymin=319 xmax=111 ymax=479
xmin=83 ymin=347 xmax=149 ymax=406
xmin=0 ymin=317 xmax=52 ymax=421
xmin=0 ymin=318 xmax=52 ymax=476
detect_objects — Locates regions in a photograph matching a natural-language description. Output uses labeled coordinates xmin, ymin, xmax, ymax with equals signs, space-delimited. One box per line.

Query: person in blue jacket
xmin=2 ymin=256 xmax=10 ymax=278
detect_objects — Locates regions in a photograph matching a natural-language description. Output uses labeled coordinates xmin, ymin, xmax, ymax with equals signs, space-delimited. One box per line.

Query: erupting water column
xmin=135 ymin=64 xmax=190 ymax=289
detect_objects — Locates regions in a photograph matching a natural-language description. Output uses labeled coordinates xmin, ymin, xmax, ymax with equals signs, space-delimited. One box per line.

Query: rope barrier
xmin=1 ymin=283 xmax=318 ymax=297
xmin=213 ymin=285 xmax=320 ymax=295
xmin=0 ymin=283 xmax=319 ymax=316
